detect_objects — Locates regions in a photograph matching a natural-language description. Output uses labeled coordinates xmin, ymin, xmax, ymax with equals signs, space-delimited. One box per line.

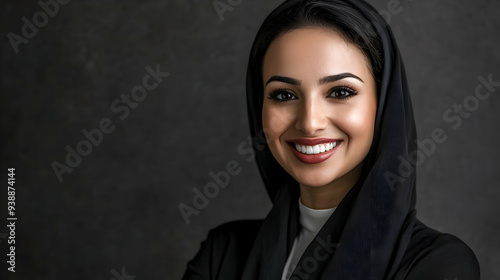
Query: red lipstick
xmin=287 ymin=138 xmax=342 ymax=164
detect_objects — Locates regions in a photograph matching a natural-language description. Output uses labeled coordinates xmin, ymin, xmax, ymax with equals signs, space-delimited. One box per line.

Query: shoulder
xmin=182 ymin=220 xmax=263 ymax=280
xmin=208 ymin=219 xmax=263 ymax=243
xmin=400 ymin=221 xmax=480 ymax=280
xmin=200 ymin=219 xmax=263 ymax=262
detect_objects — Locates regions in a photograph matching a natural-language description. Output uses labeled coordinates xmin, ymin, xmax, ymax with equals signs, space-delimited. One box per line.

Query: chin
xmin=284 ymin=157 xmax=364 ymax=189
xmin=291 ymin=169 xmax=344 ymax=188
xmin=297 ymin=178 xmax=335 ymax=188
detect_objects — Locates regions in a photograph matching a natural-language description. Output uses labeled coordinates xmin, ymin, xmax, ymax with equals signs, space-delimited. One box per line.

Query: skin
xmin=262 ymin=27 xmax=377 ymax=209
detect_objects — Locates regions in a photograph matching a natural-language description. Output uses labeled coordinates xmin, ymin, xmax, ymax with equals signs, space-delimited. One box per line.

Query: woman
xmin=183 ymin=0 xmax=480 ymax=279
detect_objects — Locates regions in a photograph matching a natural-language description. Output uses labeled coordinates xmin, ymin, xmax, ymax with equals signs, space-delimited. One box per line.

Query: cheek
xmin=262 ymin=104 xmax=293 ymax=144
xmin=338 ymin=99 xmax=377 ymax=145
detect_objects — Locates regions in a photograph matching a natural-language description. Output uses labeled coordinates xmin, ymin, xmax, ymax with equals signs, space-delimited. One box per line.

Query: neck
xmin=299 ymin=162 xmax=363 ymax=209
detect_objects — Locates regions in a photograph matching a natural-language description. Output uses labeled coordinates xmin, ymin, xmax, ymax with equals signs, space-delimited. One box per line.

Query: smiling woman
xmin=262 ymin=27 xmax=377 ymax=209
xmin=182 ymin=0 xmax=480 ymax=279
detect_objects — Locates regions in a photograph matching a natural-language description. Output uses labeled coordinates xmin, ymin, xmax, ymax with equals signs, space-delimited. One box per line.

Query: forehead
xmin=262 ymin=27 xmax=370 ymax=81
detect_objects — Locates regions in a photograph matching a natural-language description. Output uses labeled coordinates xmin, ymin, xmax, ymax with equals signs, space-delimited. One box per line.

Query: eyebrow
xmin=265 ymin=72 xmax=364 ymax=86
xmin=265 ymin=76 xmax=301 ymax=86
xmin=319 ymin=73 xmax=364 ymax=84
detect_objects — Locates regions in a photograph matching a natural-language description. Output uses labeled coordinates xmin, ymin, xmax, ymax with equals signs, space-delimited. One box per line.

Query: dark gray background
xmin=1 ymin=0 xmax=499 ymax=279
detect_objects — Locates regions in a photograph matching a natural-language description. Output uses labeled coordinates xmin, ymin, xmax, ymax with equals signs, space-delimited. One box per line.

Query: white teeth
xmin=306 ymin=146 xmax=313 ymax=154
xmin=294 ymin=142 xmax=339 ymax=155
xmin=313 ymin=145 xmax=320 ymax=154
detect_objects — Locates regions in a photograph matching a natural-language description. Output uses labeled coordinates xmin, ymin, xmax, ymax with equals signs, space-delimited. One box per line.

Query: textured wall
xmin=0 ymin=0 xmax=499 ymax=279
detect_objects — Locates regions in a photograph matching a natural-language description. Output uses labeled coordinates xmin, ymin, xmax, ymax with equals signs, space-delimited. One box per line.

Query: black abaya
xmin=183 ymin=0 xmax=480 ymax=279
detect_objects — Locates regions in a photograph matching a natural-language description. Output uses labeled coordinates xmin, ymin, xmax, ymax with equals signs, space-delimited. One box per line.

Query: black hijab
xmin=182 ymin=1 xmax=479 ymax=278
xmin=243 ymin=0 xmax=421 ymax=278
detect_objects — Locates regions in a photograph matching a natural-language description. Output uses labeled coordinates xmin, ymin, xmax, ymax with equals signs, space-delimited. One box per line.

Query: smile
xmin=287 ymin=138 xmax=342 ymax=164
xmin=294 ymin=142 xmax=338 ymax=155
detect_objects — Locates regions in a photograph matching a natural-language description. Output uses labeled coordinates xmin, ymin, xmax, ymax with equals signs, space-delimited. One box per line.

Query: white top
xmin=281 ymin=198 xmax=336 ymax=280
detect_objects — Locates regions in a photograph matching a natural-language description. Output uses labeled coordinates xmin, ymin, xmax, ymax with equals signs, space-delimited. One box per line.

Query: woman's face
xmin=262 ymin=27 xmax=377 ymax=188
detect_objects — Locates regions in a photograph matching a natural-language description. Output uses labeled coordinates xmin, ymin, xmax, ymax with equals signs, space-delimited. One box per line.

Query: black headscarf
xmin=243 ymin=0 xmax=420 ymax=278
xmin=182 ymin=1 xmax=479 ymax=278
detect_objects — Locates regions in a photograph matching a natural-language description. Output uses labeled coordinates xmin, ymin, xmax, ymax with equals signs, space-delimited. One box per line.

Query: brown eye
xmin=268 ymin=89 xmax=298 ymax=102
xmin=328 ymin=86 xmax=358 ymax=100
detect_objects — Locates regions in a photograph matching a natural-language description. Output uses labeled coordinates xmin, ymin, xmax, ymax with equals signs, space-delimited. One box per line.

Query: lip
xmin=287 ymin=138 xmax=342 ymax=164
xmin=288 ymin=138 xmax=341 ymax=145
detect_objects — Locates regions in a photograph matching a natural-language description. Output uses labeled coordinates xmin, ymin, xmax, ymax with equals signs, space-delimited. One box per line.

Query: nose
xmin=295 ymin=98 xmax=328 ymax=135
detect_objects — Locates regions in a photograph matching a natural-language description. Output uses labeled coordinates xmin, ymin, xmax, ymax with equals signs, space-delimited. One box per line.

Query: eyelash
xmin=268 ymin=88 xmax=296 ymax=103
xmin=267 ymin=85 xmax=359 ymax=102
xmin=329 ymin=84 xmax=359 ymax=100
